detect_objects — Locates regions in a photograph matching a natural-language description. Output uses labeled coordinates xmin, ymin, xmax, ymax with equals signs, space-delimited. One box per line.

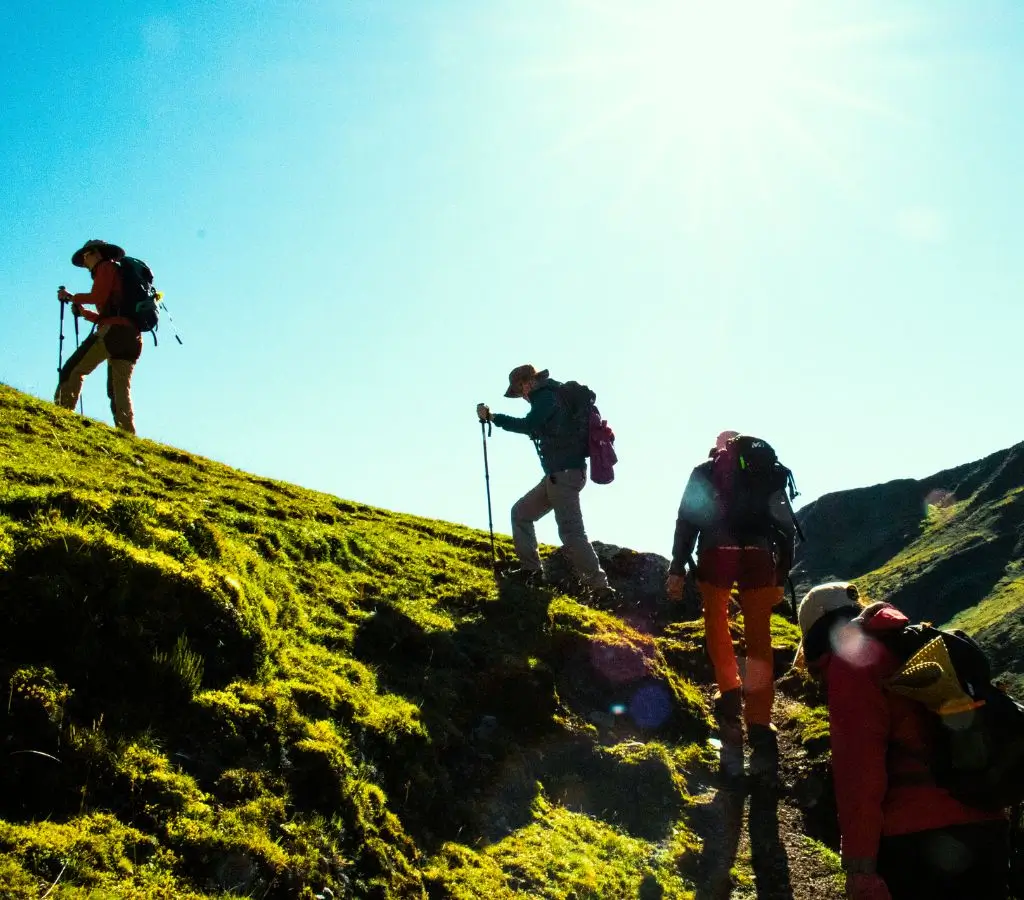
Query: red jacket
xmin=821 ymin=603 xmax=1002 ymax=864
xmin=71 ymin=260 xmax=134 ymax=329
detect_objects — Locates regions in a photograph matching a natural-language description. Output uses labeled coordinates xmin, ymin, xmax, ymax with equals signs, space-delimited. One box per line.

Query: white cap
xmin=797 ymin=581 xmax=861 ymax=638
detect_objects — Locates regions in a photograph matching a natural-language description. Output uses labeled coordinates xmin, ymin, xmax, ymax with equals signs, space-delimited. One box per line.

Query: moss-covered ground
xmin=1 ymin=383 xmax=754 ymax=898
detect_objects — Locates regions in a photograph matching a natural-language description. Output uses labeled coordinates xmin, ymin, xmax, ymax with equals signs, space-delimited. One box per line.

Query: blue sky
xmin=2 ymin=0 xmax=1022 ymax=559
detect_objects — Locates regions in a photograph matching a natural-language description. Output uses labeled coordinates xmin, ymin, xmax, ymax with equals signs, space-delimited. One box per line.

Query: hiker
xmin=797 ymin=582 xmax=1009 ymax=900
xmin=476 ymin=364 xmax=615 ymax=602
xmin=665 ymin=431 xmax=797 ymax=783
xmin=55 ymin=239 xmax=142 ymax=434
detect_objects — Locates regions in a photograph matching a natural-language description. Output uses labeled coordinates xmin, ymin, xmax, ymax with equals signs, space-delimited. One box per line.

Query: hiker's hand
xmin=72 ymin=303 xmax=82 ymax=318
xmin=58 ymin=287 xmax=73 ymax=302
xmin=666 ymin=573 xmax=685 ymax=602
xmin=477 ymin=403 xmax=491 ymax=423
xmin=845 ymin=873 xmax=891 ymax=900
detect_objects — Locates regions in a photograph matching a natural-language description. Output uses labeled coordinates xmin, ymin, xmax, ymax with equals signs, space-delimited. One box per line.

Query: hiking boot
xmin=713 ymin=689 xmax=745 ymax=784
xmin=503 ymin=567 xmax=545 ymax=588
xmin=748 ymin=723 xmax=779 ymax=788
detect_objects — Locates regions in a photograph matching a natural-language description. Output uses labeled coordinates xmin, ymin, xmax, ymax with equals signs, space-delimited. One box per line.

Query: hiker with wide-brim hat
xmin=55 ymin=239 xmax=143 ymax=433
xmin=797 ymin=582 xmax=1009 ymax=900
xmin=476 ymin=363 xmax=614 ymax=602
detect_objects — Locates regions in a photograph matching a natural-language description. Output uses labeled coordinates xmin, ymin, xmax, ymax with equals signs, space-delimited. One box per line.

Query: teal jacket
xmin=492 ymin=378 xmax=587 ymax=476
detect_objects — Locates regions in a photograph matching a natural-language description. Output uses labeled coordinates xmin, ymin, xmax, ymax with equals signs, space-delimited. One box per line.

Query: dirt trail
xmin=686 ymin=690 xmax=844 ymax=900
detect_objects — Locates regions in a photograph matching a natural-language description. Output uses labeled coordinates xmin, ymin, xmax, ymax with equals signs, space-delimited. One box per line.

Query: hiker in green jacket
xmin=477 ymin=364 xmax=615 ymax=602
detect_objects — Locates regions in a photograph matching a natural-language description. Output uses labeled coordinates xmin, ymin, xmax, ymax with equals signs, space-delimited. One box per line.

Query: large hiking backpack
xmin=711 ymin=434 xmax=797 ymax=542
xmin=881 ymin=621 xmax=1024 ymax=811
xmin=115 ymin=257 xmax=160 ymax=334
xmin=555 ymin=381 xmax=617 ymax=484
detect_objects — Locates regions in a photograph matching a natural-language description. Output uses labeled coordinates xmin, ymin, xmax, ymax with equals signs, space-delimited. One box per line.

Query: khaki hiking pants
xmin=511 ymin=468 xmax=609 ymax=590
xmin=54 ymin=324 xmax=142 ymax=434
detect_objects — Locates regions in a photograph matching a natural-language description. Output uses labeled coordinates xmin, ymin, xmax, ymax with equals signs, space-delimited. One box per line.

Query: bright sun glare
xmin=613 ymin=0 xmax=800 ymax=132
xmin=540 ymin=0 xmax=910 ymax=209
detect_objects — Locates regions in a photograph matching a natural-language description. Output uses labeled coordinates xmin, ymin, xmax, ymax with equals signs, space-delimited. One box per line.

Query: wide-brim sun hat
xmin=72 ymin=239 xmax=125 ymax=267
xmin=504 ymin=364 xmax=549 ymax=398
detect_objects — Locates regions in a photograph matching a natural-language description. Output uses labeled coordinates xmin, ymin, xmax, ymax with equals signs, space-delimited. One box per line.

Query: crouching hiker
xmin=55 ymin=239 xmax=143 ymax=434
xmin=666 ymin=431 xmax=798 ymax=785
xmin=797 ymin=582 xmax=1011 ymax=900
xmin=476 ymin=364 xmax=615 ymax=604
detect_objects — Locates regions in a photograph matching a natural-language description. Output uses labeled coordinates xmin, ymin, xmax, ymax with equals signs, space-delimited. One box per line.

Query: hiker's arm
xmin=70 ymin=263 xmax=116 ymax=310
xmin=492 ymin=390 xmax=556 ymax=435
xmin=669 ymin=472 xmax=713 ymax=575
xmin=669 ymin=518 xmax=698 ymax=576
xmin=828 ymin=655 xmax=890 ymax=869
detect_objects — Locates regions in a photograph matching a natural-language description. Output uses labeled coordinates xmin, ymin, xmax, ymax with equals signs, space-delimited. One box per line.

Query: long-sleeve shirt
xmin=823 ymin=604 xmax=1001 ymax=866
xmin=71 ymin=260 xmax=132 ymax=328
xmin=668 ymin=458 xmax=796 ymax=575
xmin=491 ymin=378 xmax=586 ymax=475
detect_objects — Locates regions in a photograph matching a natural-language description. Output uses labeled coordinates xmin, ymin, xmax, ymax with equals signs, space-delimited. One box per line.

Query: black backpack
xmin=881 ymin=622 xmax=1024 ymax=811
xmin=553 ymin=381 xmax=597 ymax=455
xmin=550 ymin=382 xmax=618 ymax=484
xmin=711 ymin=435 xmax=797 ymax=542
xmin=115 ymin=257 xmax=160 ymax=334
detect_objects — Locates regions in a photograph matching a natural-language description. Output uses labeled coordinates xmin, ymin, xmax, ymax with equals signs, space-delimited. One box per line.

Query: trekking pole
xmin=479 ymin=411 xmax=497 ymax=569
xmin=57 ymin=290 xmax=66 ymax=374
xmin=71 ymin=305 xmax=84 ymax=415
xmin=158 ymin=296 xmax=184 ymax=345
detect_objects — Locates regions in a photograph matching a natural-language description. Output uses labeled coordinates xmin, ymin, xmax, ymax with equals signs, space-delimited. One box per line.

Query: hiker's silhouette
xmin=693 ymin=787 xmax=744 ymax=900
xmin=692 ymin=785 xmax=796 ymax=900
xmin=748 ymin=784 xmax=795 ymax=900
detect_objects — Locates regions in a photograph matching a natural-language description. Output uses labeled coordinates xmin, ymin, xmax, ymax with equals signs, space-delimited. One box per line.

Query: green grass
xmin=946 ymin=566 xmax=1024 ymax=634
xmin=0 ymin=384 xmax=718 ymax=898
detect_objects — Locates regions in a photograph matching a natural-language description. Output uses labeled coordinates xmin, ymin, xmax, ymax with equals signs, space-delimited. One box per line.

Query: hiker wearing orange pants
xmin=666 ymin=431 xmax=797 ymax=784
xmin=699 ymin=554 xmax=782 ymax=728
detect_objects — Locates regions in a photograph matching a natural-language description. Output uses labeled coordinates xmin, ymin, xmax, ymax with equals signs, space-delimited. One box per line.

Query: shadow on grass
xmin=692 ymin=784 xmax=795 ymax=900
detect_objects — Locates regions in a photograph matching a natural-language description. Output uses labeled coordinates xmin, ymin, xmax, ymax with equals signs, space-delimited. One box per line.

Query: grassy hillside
xmin=0 ymin=383 xmax=743 ymax=899
xmin=792 ymin=441 xmax=1024 ymax=688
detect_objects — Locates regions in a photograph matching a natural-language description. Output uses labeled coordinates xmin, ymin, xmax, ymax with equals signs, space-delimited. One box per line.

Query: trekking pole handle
xmin=477 ymin=402 xmax=492 ymax=436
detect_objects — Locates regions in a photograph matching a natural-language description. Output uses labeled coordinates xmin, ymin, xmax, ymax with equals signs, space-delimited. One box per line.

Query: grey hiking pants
xmin=511 ymin=468 xmax=609 ymax=589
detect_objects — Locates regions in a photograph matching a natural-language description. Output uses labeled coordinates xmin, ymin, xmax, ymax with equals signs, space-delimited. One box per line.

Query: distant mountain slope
xmin=792 ymin=441 xmax=1024 ymax=686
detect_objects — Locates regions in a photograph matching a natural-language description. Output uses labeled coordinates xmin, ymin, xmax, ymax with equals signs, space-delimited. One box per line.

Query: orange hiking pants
xmin=698 ymin=547 xmax=783 ymax=727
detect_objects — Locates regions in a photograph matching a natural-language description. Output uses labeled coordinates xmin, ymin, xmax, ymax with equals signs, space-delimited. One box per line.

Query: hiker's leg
xmin=548 ymin=469 xmax=609 ymax=589
xmin=103 ymin=325 xmax=142 ymax=434
xmin=738 ymin=585 xmax=783 ymax=727
xmin=511 ymin=477 xmax=552 ymax=572
xmin=54 ymin=332 xmax=105 ymax=410
xmin=742 ymin=580 xmax=782 ymax=784
xmin=107 ymin=361 xmax=137 ymax=434
xmin=699 ymin=581 xmax=742 ymax=696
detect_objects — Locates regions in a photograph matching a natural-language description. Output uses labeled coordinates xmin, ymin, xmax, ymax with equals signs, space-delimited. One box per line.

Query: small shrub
xmin=8 ymin=666 xmax=73 ymax=725
xmin=153 ymin=634 xmax=205 ymax=698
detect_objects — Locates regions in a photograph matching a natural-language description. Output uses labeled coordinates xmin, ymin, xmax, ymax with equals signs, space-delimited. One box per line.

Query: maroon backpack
xmin=588 ymin=409 xmax=617 ymax=484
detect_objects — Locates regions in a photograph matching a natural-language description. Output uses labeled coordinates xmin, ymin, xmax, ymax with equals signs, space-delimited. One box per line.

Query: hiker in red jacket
xmin=797 ymin=582 xmax=1009 ymax=900
xmin=55 ymin=239 xmax=143 ymax=434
